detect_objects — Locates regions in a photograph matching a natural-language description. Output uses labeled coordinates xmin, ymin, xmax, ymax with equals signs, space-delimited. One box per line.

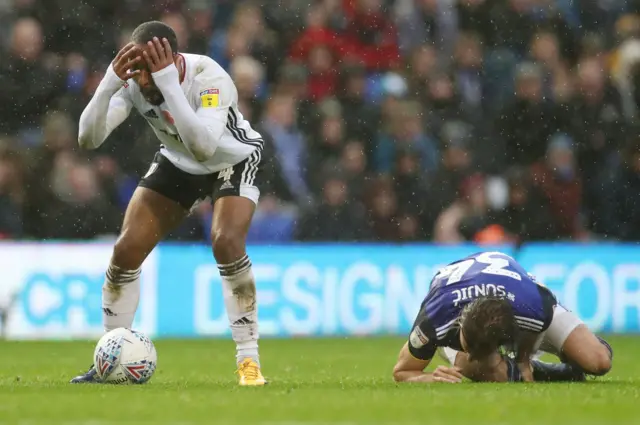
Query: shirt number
xmin=435 ymin=252 xmax=523 ymax=285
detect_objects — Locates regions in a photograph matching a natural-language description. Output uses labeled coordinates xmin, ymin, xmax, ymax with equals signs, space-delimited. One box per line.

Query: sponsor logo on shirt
xmin=200 ymin=88 xmax=219 ymax=108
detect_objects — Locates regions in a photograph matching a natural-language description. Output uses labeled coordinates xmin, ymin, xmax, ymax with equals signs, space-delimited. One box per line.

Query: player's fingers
xmin=447 ymin=367 xmax=465 ymax=379
xmin=433 ymin=375 xmax=458 ymax=384
xmin=124 ymin=56 xmax=142 ymax=69
xmin=121 ymin=46 xmax=142 ymax=62
xmin=147 ymin=40 xmax=160 ymax=64
xmin=443 ymin=373 xmax=462 ymax=383
xmin=142 ymin=51 xmax=154 ymax=70
xmin=152 ymin=37 xmax=165 ymax=61
xmin=115 ymin=42 xmax=134 ymax=59
xmin=162 ymin=38 xmax=173 ymax=57
xmin=123 ymin=68 xmax=141 ymax=80
xmin=117 ymin=43 xmax=139 ymax=61
xmin=435 ymin=367 xmax=462 ymax=382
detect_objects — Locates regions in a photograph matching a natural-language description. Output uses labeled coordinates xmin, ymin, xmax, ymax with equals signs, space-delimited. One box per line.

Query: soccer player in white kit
xmin=71 ymin=21 xmax=266 ymax=386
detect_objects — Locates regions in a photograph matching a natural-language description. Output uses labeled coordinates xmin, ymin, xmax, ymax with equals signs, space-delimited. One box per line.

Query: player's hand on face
xmin=518 ymin=362 xmax=534 ymax=382
xmin=143 ymin=37 xmax=175 ymax=74
xmin=112 ymin=42 xmax=142 ymax=81
xmin=432 ymin=365 xmax=464 ymax=383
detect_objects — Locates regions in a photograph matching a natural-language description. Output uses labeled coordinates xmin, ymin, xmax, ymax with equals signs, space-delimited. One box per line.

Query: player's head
xmin=130 ymin=21 xmax=179 ymax=105
xmin=458 ymin=296 xmax=518 ymax=361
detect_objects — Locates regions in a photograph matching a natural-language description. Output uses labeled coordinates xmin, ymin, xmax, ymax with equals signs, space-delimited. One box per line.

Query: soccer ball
xmin=93 ymin=327 xmax=157 ymax=384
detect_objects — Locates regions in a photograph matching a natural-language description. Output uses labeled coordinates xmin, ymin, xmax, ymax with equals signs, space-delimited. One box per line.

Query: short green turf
xmin=0 ymin=336 xmax=638 ymax=425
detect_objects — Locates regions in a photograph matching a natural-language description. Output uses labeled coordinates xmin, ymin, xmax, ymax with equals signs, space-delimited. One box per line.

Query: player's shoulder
xmin=183 ymin=53 xmax=232 ymax=85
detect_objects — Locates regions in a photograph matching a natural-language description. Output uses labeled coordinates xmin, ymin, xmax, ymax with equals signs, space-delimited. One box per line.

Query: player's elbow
xmin=77 ymin=133 xmax=98 ymax=150
xmin=190 ymin=144 xmax=216 ymax=162
xmin=392 ymin=364 xmax=408 ymax=383
xmin=189 ymin=129 xmax=219 ymax=162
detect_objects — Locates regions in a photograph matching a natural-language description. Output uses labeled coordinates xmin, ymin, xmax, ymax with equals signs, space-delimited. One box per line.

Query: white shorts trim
xmin=534 ymin=304 xmax=583 ymax=356
xmin=438 ymin=347 xmax=460 ymax=366
xmin=239 ymin=183 xmax=260 ymax=205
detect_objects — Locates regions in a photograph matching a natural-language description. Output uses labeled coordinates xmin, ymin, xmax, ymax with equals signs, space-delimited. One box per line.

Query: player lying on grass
xmin=393 ymin=251 xmax=613 ymax=383
xmin=71 ymin=21 xmax=266 ymax=385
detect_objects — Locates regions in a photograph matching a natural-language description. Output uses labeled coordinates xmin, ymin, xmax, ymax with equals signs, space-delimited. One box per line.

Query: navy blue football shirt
xmin=408 ymin=251 xmax=556 ymax=360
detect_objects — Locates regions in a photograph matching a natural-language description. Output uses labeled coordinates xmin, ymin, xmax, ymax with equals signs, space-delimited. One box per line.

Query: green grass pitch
xmin=1 ymin=336 xmax=638 ymax=425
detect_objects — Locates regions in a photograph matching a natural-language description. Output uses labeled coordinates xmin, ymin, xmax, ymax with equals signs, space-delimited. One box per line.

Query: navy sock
xmin=531 ymin=360 xmax=586 ymax=382
xmin=597 ymin=336 xmax=613 ymax=361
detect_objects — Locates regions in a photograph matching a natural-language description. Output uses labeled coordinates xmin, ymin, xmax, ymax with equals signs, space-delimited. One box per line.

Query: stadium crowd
xmin=2 ymin=0 xmax=640 ymax=244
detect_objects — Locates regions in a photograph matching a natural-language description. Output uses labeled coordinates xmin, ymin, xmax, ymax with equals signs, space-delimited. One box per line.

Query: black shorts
xmin=138 ymin=150 xmax=262 ymax=210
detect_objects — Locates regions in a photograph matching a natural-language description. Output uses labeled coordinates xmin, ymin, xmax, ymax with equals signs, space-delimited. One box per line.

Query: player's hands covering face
xmin=143 ymin=37 xmax=175 ymax=73
xmin=112 ymin=42 xmax=142 ymax=81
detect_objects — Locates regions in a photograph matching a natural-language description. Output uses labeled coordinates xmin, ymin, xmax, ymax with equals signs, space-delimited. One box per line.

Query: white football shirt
xmin=114 ymin=53 xmax=263 ymax=175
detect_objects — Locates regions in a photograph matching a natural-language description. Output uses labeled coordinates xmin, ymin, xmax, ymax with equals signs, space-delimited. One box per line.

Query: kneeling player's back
xmin=423 ymin=252 xmax=555 ymax=334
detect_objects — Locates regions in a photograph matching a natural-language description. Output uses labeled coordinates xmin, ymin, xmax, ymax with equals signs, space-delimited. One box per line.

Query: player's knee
xmin=211 ymin=228 xmax=245 ymax=263
xmin=585 ymin=345 xmax=612 ymax=376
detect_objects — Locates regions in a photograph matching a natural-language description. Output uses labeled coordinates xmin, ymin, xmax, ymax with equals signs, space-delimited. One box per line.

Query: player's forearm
xmin=78 ymin=66 xmax=124 ymax=149
xmin=152 ymin=65 xmax=220 ymax=161
xmin=393 ymin=370 xmax=438 ymax=383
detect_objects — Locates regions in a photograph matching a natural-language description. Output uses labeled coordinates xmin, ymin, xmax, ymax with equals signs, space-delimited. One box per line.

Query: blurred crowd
xmin=3 ymin=0 xmax=640 ymax=244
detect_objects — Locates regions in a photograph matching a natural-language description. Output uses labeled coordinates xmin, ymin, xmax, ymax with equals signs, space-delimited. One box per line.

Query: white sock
xmin=218 ymin=254 xmax=260 ymax=366
xmin=102 ymin=263 xmax=141 ymax=331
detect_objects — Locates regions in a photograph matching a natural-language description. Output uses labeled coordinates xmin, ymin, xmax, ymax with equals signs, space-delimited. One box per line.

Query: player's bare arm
xmin=393 ymin=342 xmax=463 ymax=384
xmin=142 ymin=37 xmax=223 ymax=161
xmin=78 ymin=43 xmax=137 ymax=149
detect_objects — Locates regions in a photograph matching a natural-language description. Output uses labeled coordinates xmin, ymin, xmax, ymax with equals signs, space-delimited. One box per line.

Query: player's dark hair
xmin=459 ymin=296 xmax=518 ymax=361
xmin=131 ymin=21 xmax=178 ymax=53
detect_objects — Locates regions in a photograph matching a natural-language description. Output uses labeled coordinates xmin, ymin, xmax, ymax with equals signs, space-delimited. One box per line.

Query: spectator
xmin=247 ymin=194 xmax=297 ymax=243
xmin=456 ymin=0 xmax=493 ymax=45
xmin=338 ymin=139 xmax=368 ymax=199
xmin=425 ymin=128 xmax=474 ymax=233
xmin=0 ymin=142 xmax=25 ymax=239
xmin=373 ymin=100 xmax=439 ymax=175
xmin=434 ymin=173 xmax=488 ymax=244
xmin=531 ymin=134 xmax=585 ymax=240
xmin=365 ymin=176 xmax=401 ymax=241
xmin=296 ymin=175 xmax=370 ymax=241
xmin=0 ymin=17 xmax=63 ymax=139
xmin=599 ymin=136 xmax=640 ymax=240
xmin=490 ymin=167 xmax=556 ymax=243
xmin=394 ymin=0 xmax=459 ymax=58
xmin=340 ymin=0 xmax=401 ymax=70
xmin=423 ymin=71 xmax=466 ymax=140
xmin=230 ymin=55 xmax=266 ymax=121
xmin=452 ymin=32 xmax=485 ymax=122
xmin=338 ymin=63 xmax=379 ymax=145
xmin=260 ymin=94 xmax=312 ymax=206
xmin=407 ymin=43 xmax=438 ymax=95
xmin=489 ymin=0 xmax=536 ymax=55
xmin=572 ymin=57 xmax=625 ymax=226
xmin=161 ymin=12 xmax=189 ymax=51
xmin=42 ymin=154 xmax=121 ymax=239
xmin=392 ymin=147 xmax=430 ymax=219
xmin=497 ymin=62 xmax=557 ymax=167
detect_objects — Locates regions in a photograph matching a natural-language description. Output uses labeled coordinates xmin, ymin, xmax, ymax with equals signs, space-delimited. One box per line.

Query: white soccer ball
xmin=93 ymin=327 xmax=157 ymax=384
